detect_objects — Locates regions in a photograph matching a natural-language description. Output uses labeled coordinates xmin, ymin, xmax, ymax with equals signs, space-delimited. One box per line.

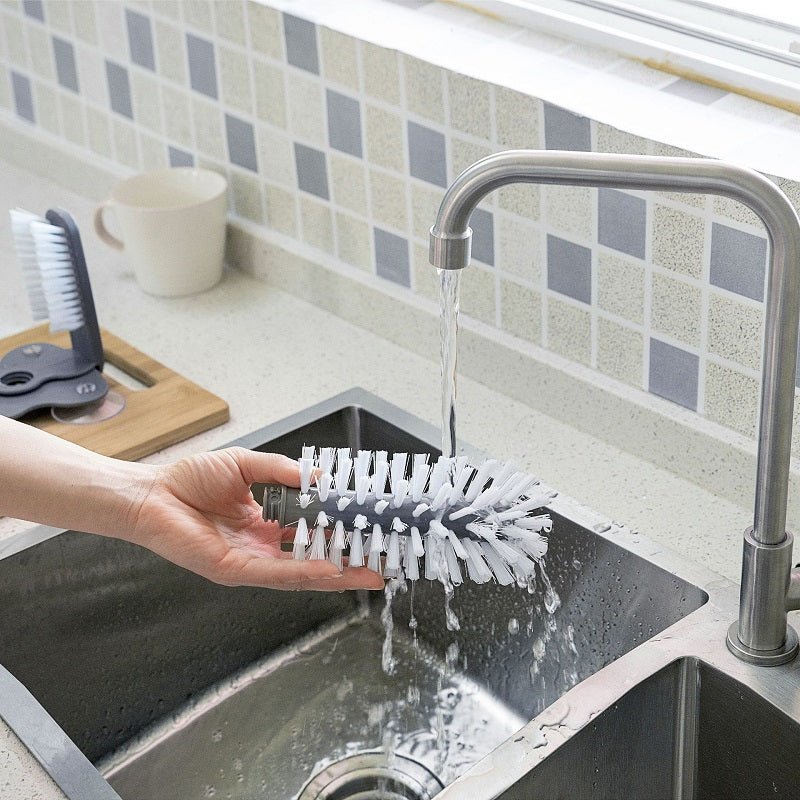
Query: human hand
xmin=129 ymin=447 xmax=385 ymax=591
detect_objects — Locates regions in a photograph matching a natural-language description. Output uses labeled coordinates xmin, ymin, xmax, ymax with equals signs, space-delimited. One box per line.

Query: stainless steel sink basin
xmin=0 ymin=389 xmax=721 ymax=799
xmin=501 ymin=656 xmax=800 ymax=799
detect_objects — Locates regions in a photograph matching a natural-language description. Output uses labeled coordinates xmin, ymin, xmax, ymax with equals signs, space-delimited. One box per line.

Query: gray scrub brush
xmin=263 ymin=447 xmax=554 ymax=586
xmin=1 ymin=208 xmax=107 ymax=418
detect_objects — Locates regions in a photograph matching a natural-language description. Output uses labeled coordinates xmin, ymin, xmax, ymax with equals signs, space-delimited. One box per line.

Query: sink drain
xmin=297 ymin=752 xmax=444 ymax=800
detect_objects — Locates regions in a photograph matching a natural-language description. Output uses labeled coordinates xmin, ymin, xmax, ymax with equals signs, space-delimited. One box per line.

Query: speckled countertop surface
xmin=0 ymin=158 xmax=751 ymax=798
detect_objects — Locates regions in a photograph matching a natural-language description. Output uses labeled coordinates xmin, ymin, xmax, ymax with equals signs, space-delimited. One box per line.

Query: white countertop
xmin=0 ymin=157 xmax=752 ymax=798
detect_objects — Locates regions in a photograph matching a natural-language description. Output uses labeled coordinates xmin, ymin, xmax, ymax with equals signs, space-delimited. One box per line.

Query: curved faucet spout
xmin=430 ymin=149 xmax=800 ymax=664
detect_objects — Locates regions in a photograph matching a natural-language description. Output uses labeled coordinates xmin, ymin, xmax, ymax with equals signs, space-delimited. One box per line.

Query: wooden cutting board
xmin=1 ymin=324 xmax=229 ymax=460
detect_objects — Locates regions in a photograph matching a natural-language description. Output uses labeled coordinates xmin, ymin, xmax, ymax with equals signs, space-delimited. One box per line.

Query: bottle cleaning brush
xmin=1 ymin=208 xmax=107 ymax=419
xmin=263 ymin=447 xmax=555 ymax=586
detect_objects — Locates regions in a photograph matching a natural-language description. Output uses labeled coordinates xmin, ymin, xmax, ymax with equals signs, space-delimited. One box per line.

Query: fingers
xmin=221 ymin=552 xmax=385 ymax=591
xmin=228 ymin=448 xmax=302 ymax=488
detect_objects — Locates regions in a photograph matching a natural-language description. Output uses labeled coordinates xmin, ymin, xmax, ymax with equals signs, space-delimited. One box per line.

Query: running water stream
xmin=439 ymin=268 xmax=461 ymax=459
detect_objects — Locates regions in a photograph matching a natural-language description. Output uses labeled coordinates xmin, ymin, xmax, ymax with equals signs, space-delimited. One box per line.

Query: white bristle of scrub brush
xmin=10 ymin=209 xmax=48 ymax=321
xmin=292 ymin=517 xmax=309 ymax=560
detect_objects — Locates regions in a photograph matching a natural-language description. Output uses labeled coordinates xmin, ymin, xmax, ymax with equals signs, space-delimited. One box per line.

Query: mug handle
xmin=93 ymin=202 xmax=124 ymax=251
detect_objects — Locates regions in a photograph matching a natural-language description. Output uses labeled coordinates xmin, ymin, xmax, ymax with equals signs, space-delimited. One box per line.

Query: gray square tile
xmin=168 ymin=145 xmax=194 ymax=167
xmin=294 ymin=142 xmax=329 ymax=199
xmin=126 ymin=9 xmax=155 ymax=71
xmin=53 ymin=36 xmax=79 ymax=93
xmin=408 ymin=121 xmax=447 ymax=188
xmin=22 ymin=0 xmax=44 ymax=21
xmin=648 ymin=338 xmax=699 ymax=410
xmin=547 ymin=234 xmax=591 ymax=304
xmin=186 ymin=33 xmax=218 ymax=99
xmin=326 ymin=89 xmax=362 ymax=157
xmin=106 ymin=61 xmax=133 ymax=119
xmin=225 ymin=113 xmax=258 ymax=172
xmin=470 ymin=207 xmax=494 ymax=266
xmin=11 ymin=72 xmax=35 ymax=123
xmin=374 ymin=227 xmax=410 ymax=287
xmin=283 ymin=13 xmax=319 ymax=74
xmin=662 ymin=78 xmax=727 ymax=105
xmin=710 ymin=222 xmax=768 ymax=302
xmin=598 ymin=188 xmax=646 ymax=259
xmin=544 ymin=103 xmax=591 ymax=151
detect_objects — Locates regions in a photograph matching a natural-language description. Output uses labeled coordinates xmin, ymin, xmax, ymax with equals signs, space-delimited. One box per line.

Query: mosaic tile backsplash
xmin=2 ymin=0 xmax=800 ymax=445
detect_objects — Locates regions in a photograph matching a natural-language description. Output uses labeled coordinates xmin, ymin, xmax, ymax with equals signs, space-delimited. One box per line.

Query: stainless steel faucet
xmin=429 ymin=149 xmax=800 ymax=666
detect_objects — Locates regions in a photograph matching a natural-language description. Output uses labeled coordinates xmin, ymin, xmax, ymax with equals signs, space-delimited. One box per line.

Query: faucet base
xmin=726 ymin=621 xmax=799 ymax=666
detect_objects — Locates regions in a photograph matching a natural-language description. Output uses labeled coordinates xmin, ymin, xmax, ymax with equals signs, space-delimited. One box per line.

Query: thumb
xmin=228 ymin=448 xmax=302 ymax=488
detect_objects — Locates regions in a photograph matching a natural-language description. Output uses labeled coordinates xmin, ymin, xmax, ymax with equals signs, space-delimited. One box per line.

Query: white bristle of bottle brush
xmin=286 ymin=447 xmax=552 ymax=585
xmin=28 ymin=220 xmax=84 ymax=333
xmin=292 ymin=517 xmax=309 ymax=560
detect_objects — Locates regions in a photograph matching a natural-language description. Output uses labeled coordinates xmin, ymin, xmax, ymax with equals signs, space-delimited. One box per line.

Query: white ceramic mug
xmin=93 ymin=167 xmax=228 ymax=297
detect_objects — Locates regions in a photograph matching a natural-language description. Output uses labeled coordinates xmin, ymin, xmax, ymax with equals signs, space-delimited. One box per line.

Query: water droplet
xmin=507 ymin=618 xmax=520 ymax=635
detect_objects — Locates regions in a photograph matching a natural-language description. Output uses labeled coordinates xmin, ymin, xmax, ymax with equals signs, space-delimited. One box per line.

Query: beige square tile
xmin=286 ymin=72 xmax=324 ymax=146
xmin=651 ymin=271 xmax=702 ymax=347
xmin=545 ymin=185 xmax=593 ymax=241
xmin=264 ymin=183 xmax=297 ymax=237
xmin=183 ymin=0 xmax=213 ymax=32
xmin=162 ymin=85 xmax=192 ymax=145
xmin=247 ymin=2 xmax=283 ymax=60
xmin=112 ymin=117 xmax=140 ymax=170
xmin=321 ymin=27 xmax=359 ymax=91
xmin=708 ymin=293 xmax=763 ymax=371
xmin=595 ymin=123 xmax=649 ymax=155
xmin=154 ymin=2 xmax=181 ymax=20
xmin=450 ymin=137 xmax=492 ymax=182
xmin=257 ymin=125 xmax=294 ymax=187
xmin=704 ymin=361 xmax=759 ymax=438
xmin=300 ymin=195 xmax=334 ymax=253
xmin=230 ymin=170 xmax=265 ymax=224
xmin=44 ymin=0 xmax=72 ymax=33
xmin=652 ymin=204 xmax=706 ymax=278
xmin=413 ymin=241 xmax=439 ymax=302
xmin=497 ymin=183 xmax=540 ymax=219
xmin=403 ymin=54 xmax=444 ymax=124
xmin=5 ymin=16 xmax=26 ymax=65
xmin=336 ymin=212 xmax=372 ymax=272
xmin=34 ymin=82 xmax=60 ymax=136
xmin=131 ymin=70 xmax=162 ymax=134
xmin=369 ymin=169 xmax=408 ymax=230
xmin=712 ymin=195 xmax=761 ymax=229
xmin=411 ymin=183 xmax=444 ymax=242
xmin=361 ymin=41 xmax=400 ymax=105
xmin=494 ymin=86 xmax=539 ymax=149
xmin=365 ymin=104 xmax=405 ymax=173
xmin=219 ymin=45 xmax=252 ymax=116
xmin=155 ymin=19 xmax=186 ymax=85
xmin=253 ymin=59 xmax=286 ymax=128
xmin=496 ymin=214 xmax=543 ymax=283
xmin=448 ymin=72 xmax=491 ymax=141
xmin=597 ymin=251 xmax=645 ymax=325
xmin=27 ymin=24 xmax=54 ymax=80
xmin=192 ymin=95 xmax=225 ymax=161
xmin=59 ymin=91 xmax=85 ymax=146
xmin=94 ymin=0 xmax=126 ymax=56
xmin=139 ymin=132 xmax=169 ymax=170
xmin=330 ymin=154 xmax=367 ymax=215
xmin=460 ymin=263 xmax=496 ymax=326
xmin=215 ymin=0 xmax=246 ymax=45
xmin=596 ymin=317 xmax=643 ymax=387
xmin=86 ymin=106 xmax=113 ymax=159
xmin=500 ymin=278 xmax=541 ymax=344
xmin=72 ymin=1 xmax=98 ymax=45
xmin=547 ymin=296 xmax=591 ymax=365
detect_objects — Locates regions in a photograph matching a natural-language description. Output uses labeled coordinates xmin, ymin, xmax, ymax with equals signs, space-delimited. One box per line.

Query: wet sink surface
xmin=0 ymin=390 xmax=708 ymax=799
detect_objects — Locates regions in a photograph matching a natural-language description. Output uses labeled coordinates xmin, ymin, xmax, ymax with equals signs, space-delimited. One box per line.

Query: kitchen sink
xmin=0 ymin=389 xmax=727 ymax=799
xmin=498 ymin=656 xmax=800 ymax=800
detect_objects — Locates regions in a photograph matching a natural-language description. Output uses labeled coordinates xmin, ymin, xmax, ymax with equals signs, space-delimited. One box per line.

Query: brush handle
xmin=46 ymin=209 xmax=104 ymax=370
